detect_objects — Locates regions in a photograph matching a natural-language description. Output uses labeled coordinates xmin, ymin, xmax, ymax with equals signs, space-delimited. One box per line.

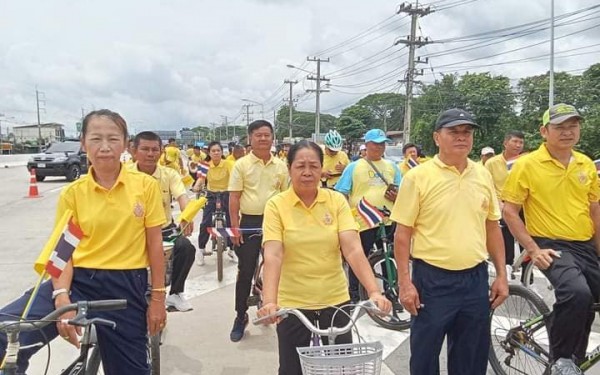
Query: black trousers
xmin=535 ymin=237 xmax=600 ymax=361
xmin=234 ymin=214 xmax=263 ymax=317
xmin=348 ymin=224 xmax=394 ymax=301
xmin=276 ymin=303 xmax=352 ymax=375
xmin=410 ymin=260 xmax=490 ymax=375
xmin=163 ymin=224 xmax=195 ymax=295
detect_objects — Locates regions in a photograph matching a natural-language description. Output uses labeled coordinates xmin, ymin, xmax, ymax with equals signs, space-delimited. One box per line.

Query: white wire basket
xmin=297 ymin=342 xmax=383 ymax=375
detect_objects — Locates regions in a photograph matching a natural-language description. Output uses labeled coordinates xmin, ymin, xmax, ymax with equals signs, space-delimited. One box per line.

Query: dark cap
xmin=435 ymin=108 xmax=480 ymax=131
xmin=543 ymin=103 xmax=583 ymax=126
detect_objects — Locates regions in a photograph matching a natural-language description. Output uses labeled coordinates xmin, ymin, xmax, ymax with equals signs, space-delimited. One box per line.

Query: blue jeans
xmin=0 ymin=268 xmax=150 ymax=375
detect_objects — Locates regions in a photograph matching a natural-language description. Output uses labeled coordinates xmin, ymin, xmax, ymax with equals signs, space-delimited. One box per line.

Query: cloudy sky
xmin=0 ymin=0 xmax=598 ymax=136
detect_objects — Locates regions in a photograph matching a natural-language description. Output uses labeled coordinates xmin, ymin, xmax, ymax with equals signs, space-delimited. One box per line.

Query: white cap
xmin=359 ymin=144 xmax=366 ymax=151
xmin=481 ymin=146 xmax=495 ymax=156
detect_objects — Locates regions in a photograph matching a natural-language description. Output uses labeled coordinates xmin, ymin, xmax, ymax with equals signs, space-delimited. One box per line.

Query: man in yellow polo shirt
xmin=321 ymin=130 xmax=350 ymax=188
xmin=398 ymin=142 xmax=419 ymax=176
xmin=187 ymin=145 xmax=206 ymax=184
xmin=502 ymin=103 xmax=600 ymax=374
xmin=335 ymin=128 xmax=402 ymax=303
xmin=228 ymin=120 xmax=288 ymax=342
xmin=160 ymin=138 xmax=183 ymax=173
xmin=132 ymin=131 xmax=196 ymax=313
xmin=485 ymin=130 xmax=525 ymax=266
xmin=391 ymin=108 xmax=508 ymax=375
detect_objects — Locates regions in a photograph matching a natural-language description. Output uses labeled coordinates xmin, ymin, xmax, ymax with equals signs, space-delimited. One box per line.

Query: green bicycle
xmin=358 ymin=209 xmax=411 ymax=331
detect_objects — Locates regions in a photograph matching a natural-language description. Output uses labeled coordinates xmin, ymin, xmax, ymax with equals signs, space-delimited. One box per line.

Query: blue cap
xmin=364 ymin=129 xmax=391 ymax=144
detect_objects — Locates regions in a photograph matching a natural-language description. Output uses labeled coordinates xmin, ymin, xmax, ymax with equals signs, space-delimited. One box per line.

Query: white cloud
xmin=0 ymin=0 xmax=598 ymax=136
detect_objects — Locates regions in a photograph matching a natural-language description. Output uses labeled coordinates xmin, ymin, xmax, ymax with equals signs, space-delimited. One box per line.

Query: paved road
xmin=1 ymin=164 xmax=599 ymax=374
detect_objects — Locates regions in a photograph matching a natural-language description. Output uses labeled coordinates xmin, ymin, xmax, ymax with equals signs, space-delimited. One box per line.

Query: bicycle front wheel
xmin=522 ymin=261 xmax=555 ymax=307
xmin=358 ymin=252 xmax=411 ymax=331
xmin=489 ymin=284 xmax=551 ymax=375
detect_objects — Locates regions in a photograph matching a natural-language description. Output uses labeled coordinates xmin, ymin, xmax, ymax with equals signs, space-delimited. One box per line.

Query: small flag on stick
xmin=196 ymin=162 xmax=210 ymax=179
xmin=407 ymin=158 xmax=419 ymax=169
xmin=34 ymin=210 xmax=83 ymax=278
xmin=357 ymin=198 xmax=385 ymax=229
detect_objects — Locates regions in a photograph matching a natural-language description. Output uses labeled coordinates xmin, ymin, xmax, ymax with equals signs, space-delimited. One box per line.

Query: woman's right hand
xmin=55 ymin=294 xmax=82 ymax=348
xmin=256 ymin=302 xmax=281 ymax=325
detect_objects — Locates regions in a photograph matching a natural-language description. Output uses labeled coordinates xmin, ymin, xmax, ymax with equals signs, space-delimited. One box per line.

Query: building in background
xmin=13 ymin=123 xmax=65 ymax=145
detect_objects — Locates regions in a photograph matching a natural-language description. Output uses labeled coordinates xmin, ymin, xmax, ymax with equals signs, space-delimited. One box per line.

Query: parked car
xmin=27 ymin=141 xmax=88 ymax=182
xmin=384 ymin=145 xmax=404 ymax=163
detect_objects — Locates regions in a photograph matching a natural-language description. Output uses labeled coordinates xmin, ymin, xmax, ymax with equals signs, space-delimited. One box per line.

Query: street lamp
xmin=241 ymin=99 xmax=264 ymax=119
xmin=286 ymin=64 xmax=313 ymax=74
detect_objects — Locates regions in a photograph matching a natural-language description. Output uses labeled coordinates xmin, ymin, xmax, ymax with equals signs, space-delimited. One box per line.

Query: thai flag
xmin=407 ymin=158 xmax=419 ymax=169
xmin=357 ymin=198 xmax=385 ymax=228
xmin=45 ymin=217 xmax=84 ymax=278
xmin=207 ymin=227 xmax=241 ymax=238
xmin=196 ymin=162 xmax=210 ymax=179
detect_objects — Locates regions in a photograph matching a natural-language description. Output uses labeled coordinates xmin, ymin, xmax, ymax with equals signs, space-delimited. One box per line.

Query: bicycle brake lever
xmin=87 ymin=318 xmax=117 ymax=330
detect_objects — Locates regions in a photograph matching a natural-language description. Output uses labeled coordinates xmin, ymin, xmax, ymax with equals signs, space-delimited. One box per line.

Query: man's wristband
xmin=151 ymin=287 xmax=167 ymax=293
xmin=52 ymin=288 xmax=69 ymax=300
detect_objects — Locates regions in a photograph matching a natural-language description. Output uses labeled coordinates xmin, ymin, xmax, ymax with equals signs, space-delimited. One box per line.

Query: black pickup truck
xmin=26 ymin=141 xmax=88 ymax=181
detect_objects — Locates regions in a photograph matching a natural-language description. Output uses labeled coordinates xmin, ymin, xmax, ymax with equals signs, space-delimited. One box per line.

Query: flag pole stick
xmin=0 ymin=270 xmax=48 ymax=369
xmin=21 ymin=270 xmax=47 ymax=320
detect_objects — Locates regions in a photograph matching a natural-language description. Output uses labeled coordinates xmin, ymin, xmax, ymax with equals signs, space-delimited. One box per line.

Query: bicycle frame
xmin=58 ymin=325 xmax=99 ymax=375
xmin=369 ymin=222 xmax=397 ymax=302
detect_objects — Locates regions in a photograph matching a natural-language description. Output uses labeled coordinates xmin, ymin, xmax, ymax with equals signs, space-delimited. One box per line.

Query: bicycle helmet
xmin=324 ymin=130 xmax=343 ymax=152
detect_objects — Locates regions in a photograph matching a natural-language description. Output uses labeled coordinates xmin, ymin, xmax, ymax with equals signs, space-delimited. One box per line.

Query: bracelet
xmin=151 ymin=287 xmax=167 ymax=293
xmin=52 ymin=288 xmax=69 ymax=300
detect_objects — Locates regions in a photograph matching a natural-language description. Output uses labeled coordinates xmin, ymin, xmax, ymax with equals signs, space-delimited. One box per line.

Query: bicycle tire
xmin=358 ymin=252 xmax=411 ymax=331
xmin=85 ymin=345 xmax=102 ymax=375
xmin=215 ymin=218 xmax=225 ymax=282
xmin=149 ymin=333 xmax=161 ymax=375
xmin=489 ymin=284 xmax=551 ymax=375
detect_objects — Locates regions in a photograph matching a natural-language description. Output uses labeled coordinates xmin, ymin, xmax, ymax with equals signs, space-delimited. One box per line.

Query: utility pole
xmin=221 ymin=115 xmax=229 ymax=139
xmin=396 ymin=2 xmax=432 ymax=143
xmin=36 ymin=88 xmax=46 ymax=151
xmin=549 ymin=0 xmax=555 ymax=106
xmin=284 ymin=79 xmax=298 ymax=140
xmin=243 ymin=104 xmax=252 ymax=126
xmin=306 ymin=57 xmax=330 ymax=141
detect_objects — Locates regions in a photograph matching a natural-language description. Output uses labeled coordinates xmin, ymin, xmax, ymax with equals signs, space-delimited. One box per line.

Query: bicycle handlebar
xmin=252 ymin=300 xmax=381 ymax=337
xmin=0 ymin=299 xmax=127 ymax=333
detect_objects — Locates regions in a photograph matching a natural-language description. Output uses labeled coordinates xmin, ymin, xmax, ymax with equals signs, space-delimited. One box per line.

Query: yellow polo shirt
xmin=226 ymin=154 xmax=236 ymax=162
xmin=322 ymin=150 xmax=350 ymax=188
xmin=502 ymin=143 xmax=600 ymax=241
xmin=263 ymin=188 xmax=356 ymax=308
xmin=390 ymin=156 xmax=500 ymax=270
xmin=55 ymin=166 xmax=165 ymax=269
xmin=186 ymin=148 xmax=194 ymax=158
xmin=160 ymin=145 xmax=181 ymax=172
xmin=206 ymin=159 xmax=234 ymax=192
xmin=189 ymin=152 xmax=206 ymax=165
xmin=228 ymin=152 xmax=289 ymax=215
xmin=485 ymin=154 xmax=509 ymax=198
xmin=149 ymin=165 xmax=186 ymax=227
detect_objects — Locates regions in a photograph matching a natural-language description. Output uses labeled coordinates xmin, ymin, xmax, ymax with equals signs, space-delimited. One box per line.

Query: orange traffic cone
xmin=25 ymin=168 xmax=41 ymax=198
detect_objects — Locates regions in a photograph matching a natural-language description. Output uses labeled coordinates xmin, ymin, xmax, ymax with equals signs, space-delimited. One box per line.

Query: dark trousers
xmin=197 ymin=191 xmax=231 ymax=249
xmin=276 ymin=303 xmax=352 ymax=375
xmin=410 ymin=260 xmax=490 ymax=375
xmin=535 ymin=238 xmax=600 ymax=361
xmin=0 ymin=268 xmax=150 ymax=375
xmin=162 ymin=224 xmax=195 ymax=295
xmin=234 ymin=214 xmax=263 ymax=317
xmin=348 ymin=225 xmax=394 ymax=301
xmin=500 ymin=217 xmax=517 ymax=265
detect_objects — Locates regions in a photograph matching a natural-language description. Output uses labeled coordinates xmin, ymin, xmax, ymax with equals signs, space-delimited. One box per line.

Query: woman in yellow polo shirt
xmin=0 ymin=109 xmax=166 ymax=375
xmin=256 ymin=140 xmax=391 ymax=375
xmin=192 ymin=141 xmax=234 ymax=262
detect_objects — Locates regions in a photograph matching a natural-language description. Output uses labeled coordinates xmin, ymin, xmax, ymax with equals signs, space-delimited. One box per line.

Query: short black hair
xmin=504 ymin=130 xmax=525 ymax=142
xmin=133 ymin=131 xmax=162 ymax=148
xmin=248 ymin=120 xmax=273 ymax=136
xmin=287 ymin=140 xmax=323 ymax=166
xmin=193 ymin=145 xmax=201 ymax=150
xmin=168 ymin=138 xmax=176 ymax=143
xmin=402 ymin=143 xmax=417 ymax=154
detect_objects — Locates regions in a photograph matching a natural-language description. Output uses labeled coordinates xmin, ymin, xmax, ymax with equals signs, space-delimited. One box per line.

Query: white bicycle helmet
xmin=324 ymin=130 xmax=343 ymax=152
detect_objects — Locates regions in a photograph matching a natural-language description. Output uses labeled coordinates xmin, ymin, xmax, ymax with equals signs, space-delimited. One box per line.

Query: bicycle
xmin=488 ymin=283 xmax=600 ymax=374
xmin=253 ymin=300 xmax=384 ymax=375
xmin=357 ymin=208 xmax=411 ymax=331
xmin=208 ymin=191 xmax=229 ymax=282
xmin=245 ymin=231 xmax=264 ymax=309
xmin=0 ymin=299 xmax=126 ymax=375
